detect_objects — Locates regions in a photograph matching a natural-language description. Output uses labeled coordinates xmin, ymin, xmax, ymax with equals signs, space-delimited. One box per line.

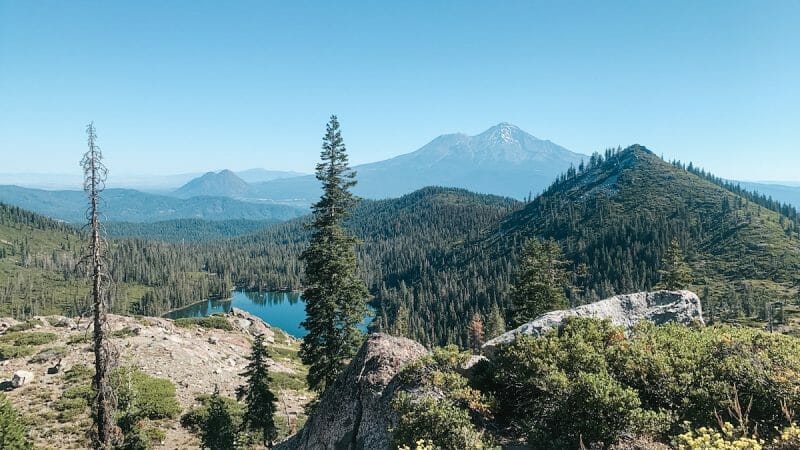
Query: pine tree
xmin=485 ymin=304 xmax=506 ymax=339
xmin=657 ymin=239 xmax=692 ymax=290
xmin=468 ymin=313 xmax=485 ymax=352
xmin=393 ymin=304 xmax=409 ymax=337
xmin=82 ymin=122 xmax=116 ymax=449
xmin=299 ymin=115 xmax=369 ymax=393
xmin=0 ymin=393 xmax=32 ymax=450
xmin=202 ymin=387 xmax=236 ymax=450
xmin=511 ymin=237 xmax=570 ymax=326
xmin=236 ymin=334 xmax=278 ymax=448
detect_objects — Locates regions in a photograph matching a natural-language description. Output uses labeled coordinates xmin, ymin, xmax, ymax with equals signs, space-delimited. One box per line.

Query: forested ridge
xmin=0 ymin=188 xmax=520 ymax=325
xmin=355 ymin=145 xmax=800 ymax=345
xmin=104 ymin=218 xmax=279 ymax=242
xmin=2 ymin=147 xmax=800 ymax=347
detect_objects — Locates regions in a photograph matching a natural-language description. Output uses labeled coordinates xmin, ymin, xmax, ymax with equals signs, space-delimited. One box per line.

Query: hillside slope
xmin=496 ymin=145 xmax=800 ymax=299
xmin=0 ymin=203 xmax=230 ymax=317
xmin=1 ymin=310 xmax=309 ymax=448
xmin=370 ymin=146 xmax=800 ymax=345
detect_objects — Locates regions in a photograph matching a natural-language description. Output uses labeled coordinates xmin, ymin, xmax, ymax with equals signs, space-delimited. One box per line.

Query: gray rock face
xmin=276 ymin=333 xmax=428 ymax=450
xmin=11 ymin=370 xmax=34 ymax=388
xmin=483 ymin=290 xmax=703 ymax=352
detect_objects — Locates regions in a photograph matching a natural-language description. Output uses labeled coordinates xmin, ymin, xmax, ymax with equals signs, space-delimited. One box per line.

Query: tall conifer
xmin=657 ymin=239 xmax=692 ymax=290
xmin=299 ymin=115 xmax=369 ymax=392
xmin=511 ymin=237 xmax=570 ymax=326
xmin=237 ymin=334 xmax=278 ymax=448
xmin=202 ymin=387 xmax=236 ymax=450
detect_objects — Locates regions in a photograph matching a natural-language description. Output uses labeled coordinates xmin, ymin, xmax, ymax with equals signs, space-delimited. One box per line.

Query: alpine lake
xmin=165 ymin=290 xmax=373 ymax=338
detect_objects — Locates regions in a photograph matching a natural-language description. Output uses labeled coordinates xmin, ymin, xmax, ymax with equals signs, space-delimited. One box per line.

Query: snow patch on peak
xmin=486 ymin=122 xmax=521 ymax=145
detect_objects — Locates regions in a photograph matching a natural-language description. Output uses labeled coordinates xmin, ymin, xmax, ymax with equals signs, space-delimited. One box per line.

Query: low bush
xmin=55 ymin=385 xmax=93 ymax=422
xmin=28 ymin=346 xmax=67 ymax=363
xmin=392 ymin=345 xmax=496 ymax=449
xmin=112 ymin=367 xmax=181 ymax=420
xmin=675 ymin=422 xmax=800 ymax=449
xmin=173 ymin=316 xmax=232 ymax=331
xmin=111 ymin=327 xmax=138 ymax=338
xmin=0 ymin=331 xmax=57 ymax=346
xmin=66 ymin=333 xmax=90 ymax=345
xmin=489 ymin=318 xmax=800 ymax=448
xmin=0 ymin=344 xmax=34 ymax=360
xmin=63 ymin=364 xmax=93 ymax=383
xmin=0 ymin=393 xmax=32 ymax=449
xmin=391 ymin=393 xmax=491 ymax=450
xmin=7 ymin=320 xmax=37 ymax=332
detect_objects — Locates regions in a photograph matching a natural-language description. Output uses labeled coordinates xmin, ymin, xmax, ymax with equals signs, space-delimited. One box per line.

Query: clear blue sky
xmin=1 ymin=0 xmax=798 ymax=180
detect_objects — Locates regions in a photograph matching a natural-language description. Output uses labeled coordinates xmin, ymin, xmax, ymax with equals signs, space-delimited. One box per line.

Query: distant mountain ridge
xmin=735 ymin=181 xmax=800 ymax=210
xmin=0 ymin=169 xmax=306 ymax=191
xmin=250 ymin=123 xmax=588 ymax=202
xmin=0 ymin=185 xmax=306 ymax=223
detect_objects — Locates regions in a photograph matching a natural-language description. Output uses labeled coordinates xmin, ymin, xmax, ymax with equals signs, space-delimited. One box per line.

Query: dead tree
xmin=81 ymin=122 xmax=117 ymax=449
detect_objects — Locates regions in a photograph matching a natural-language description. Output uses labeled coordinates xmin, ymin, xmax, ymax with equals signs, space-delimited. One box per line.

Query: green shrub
xmin=391 ymin=393 xmax=491 ymax=450
xmin=28 ymin=346 xmax=67 ymax=363
xmin=0 ymin=345 xmax=34 ymax=361
xmin=7 ymin=320 xmax=37 ymax=332
xmin=63 ymin=364 xmax=93 ymax=383
xmin=0 ymin=331 xmax=57 ymax=346
xmin=173 ymin=316 xmax=232 ymax=331
xmin=66 ymin=333 xmax=90 ymax=345
xmin=541 ymin=371 xmax=670 ymax=447
xmin=490 ymin=318 xmax=800 ymax=447
xmin=111 ymin=327 xmax=138 ymax=338
xmin=0 ymin=393 xmax=32 ymax=449
xmin=180 ymin=393 xmax=243 ymax=435
xmin=392 ymin=345 xmax=495 ymax=449
xmin=112 ymin=367 xmax=181 ymax=420
xmin=270 ymin=371 xmax=306 ymax=391
xmin=54 ymin=385 xmax=93 ymax=422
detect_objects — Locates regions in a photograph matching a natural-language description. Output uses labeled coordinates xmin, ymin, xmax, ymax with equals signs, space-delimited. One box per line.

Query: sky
xmin=1 ymin=0 xmax=798 ymax=181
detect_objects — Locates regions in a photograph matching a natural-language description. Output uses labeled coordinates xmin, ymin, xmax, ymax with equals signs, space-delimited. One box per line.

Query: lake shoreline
xmin=165 ymin=290 xmax=373 ymax=339
xmin=160 ymin=287 xmax=305 ymax=318
xmin=166 ymin=290 xmax=314 ymax=338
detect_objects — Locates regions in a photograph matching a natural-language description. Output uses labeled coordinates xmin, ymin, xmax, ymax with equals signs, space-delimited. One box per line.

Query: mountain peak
xmin=479 ymin=122 xmax=527 ymax=145
xmin=175 ymin=169 xmax=253 ymax=198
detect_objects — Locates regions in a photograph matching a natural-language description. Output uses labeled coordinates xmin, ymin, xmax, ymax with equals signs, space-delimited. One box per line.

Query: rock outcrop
xmin=11 ymin=370 xmax=34 ymax=388
xmin=276 ymin=333 xmax=428 ymax=450
xmin=483 ymin=290 xmax=703 ymax=352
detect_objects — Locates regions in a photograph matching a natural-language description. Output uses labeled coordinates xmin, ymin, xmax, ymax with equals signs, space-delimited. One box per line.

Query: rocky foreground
xmin=0 ymin=309 xmax=311 ymax=449
xmin=0 ymin=291 xmax=704 ymax=449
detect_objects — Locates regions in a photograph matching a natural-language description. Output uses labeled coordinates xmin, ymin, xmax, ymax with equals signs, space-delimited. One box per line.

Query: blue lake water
xmin=165 ymin=290 xmax=372 ymax=338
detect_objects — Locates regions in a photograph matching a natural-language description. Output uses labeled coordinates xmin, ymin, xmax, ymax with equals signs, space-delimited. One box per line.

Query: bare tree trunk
xmin=82 ymin=122 xmax=116 ymax=449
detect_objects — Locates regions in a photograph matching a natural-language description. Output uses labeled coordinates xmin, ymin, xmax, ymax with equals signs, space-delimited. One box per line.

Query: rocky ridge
xmin=483 ymin=290 xmax=704 ymax=352
xmin=276 ymin=333 xmax=427 ymax=450
xmin=0 ymin=310 xmax=310 ymax=449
